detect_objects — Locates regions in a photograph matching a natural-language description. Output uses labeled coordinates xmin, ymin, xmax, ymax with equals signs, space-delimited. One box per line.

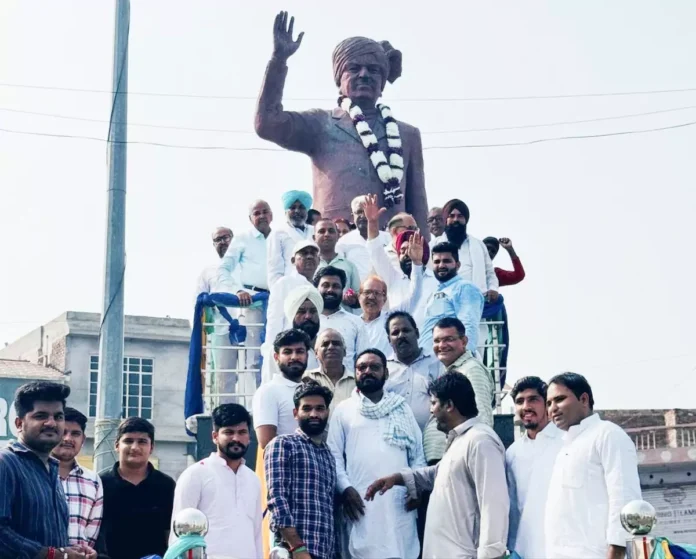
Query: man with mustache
xmin=196 ymin=226 xmax=233 ymax=296
xmin=440 ymin=199 xmax=499 ymax=302
xmin=336 ymin=195 xmax=392 ymax=281
xmin=265 ymin=381 xmax=336 ymax=559
xmin=171 ymin=403 xmax=261 ymax=559
xmin=314 ymin=265 xmax=366 ymax=368
xmin=365 ymin=373 xmax=509 ymax=559
xmin=304 ymin=329 xmax=356 ymax=413
xmin=99 ymin=417 xmax=175 ymax=559
xmin=328 ymin=349 xmax=425 ymax=559
xmin=427 ymin=207 xmax=445 ymax=239
xmin=0 ymin=381 xmax=92 ymax=559
xmin=357 ymin=276 xmax=392 ymax=356
xmin=51 ymin=407 xmax=103 ymax=554
xmin=267 ymin=190 xmax=315 ymax=288
xmin=505 ymin=377 xmax=562 ymax=559
xmin=420 ymin=242 xmax=485 ymax=355
xmin=313 ymin=217 xmax=361 ymax=310
xmin=545 ymin=373 xmax=641 ymax=559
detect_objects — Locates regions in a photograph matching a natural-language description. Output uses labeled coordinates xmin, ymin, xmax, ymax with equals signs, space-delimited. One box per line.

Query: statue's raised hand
xmin=272 ymin=11 xmax=304 ymax=61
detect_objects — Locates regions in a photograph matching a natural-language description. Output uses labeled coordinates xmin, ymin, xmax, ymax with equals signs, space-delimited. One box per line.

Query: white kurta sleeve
xmin=599 ymin=427 xmax=642 ymax=547
xmin=367 ymin=237 xmax=401 ymax=287
xmin=169 ymin=466 xmax=203 ymax=545
xmin=266 ymin=230 xmax=285 ymax=288
xmin=265 ymin=279 xmax=287 ymax=351
xmin=216 ymin=238 xmax=244 ymax=293
xmin=253 ymin=479 xmax=264 ymax=559
xmin=327 ymin=405 xmax=352 ymax=494
xmin=505 ymin=448 xmax=521 ymax=552
xmin=482 ymin=242 xmax=500 ymax=291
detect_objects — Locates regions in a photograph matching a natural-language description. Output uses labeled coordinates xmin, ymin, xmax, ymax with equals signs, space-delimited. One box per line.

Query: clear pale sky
xmin=1 ymin=1 xmax=694 ymax=409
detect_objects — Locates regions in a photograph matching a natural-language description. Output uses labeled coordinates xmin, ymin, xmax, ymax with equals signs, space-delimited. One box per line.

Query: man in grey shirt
xmin=366 ymin=373 xmax=509 ymax=559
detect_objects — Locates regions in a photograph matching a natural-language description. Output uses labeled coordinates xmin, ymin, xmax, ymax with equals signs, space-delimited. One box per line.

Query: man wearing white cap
xmin=262 ymin=240 xmax=321 ymax=381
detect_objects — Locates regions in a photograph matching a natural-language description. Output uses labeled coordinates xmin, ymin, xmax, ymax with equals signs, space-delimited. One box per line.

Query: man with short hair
xmin=384 ymin=211 xmax=418 ymax=267
xmin=267 ymin=190 xmax=315 ymax=288
xmin=171 ymin=403 xmax=262 ymax=558
xmin=440 ymin=199 xmax=499 ymax=300
xmin=357 ymin=276 xmax=391 ymax=356
xmin=483 ymin=237 xmax=526 ymax=287
xmin=385 ymin=311 xmax=445 ymax=432
xmin=366 ymin=373 xmax=509 ymax=559
xmin=328 ymin=349 xmax=425 ymax=559
xmin=0 ymin=381 xmax=90 ymax=559
xmin=545 ymin=373 xmax=641 ymax=559
xmin=265 ymin=381 xmax=337 ymax=559
xmin=433 ymin=317 xmax=495 ymax=428
xmin=314 ymin=217 xmax=361 ymax=309
xmin=306 ymin=208 xmax=322 ymax=226
xmin=426 ymin=207 xmax=445 ymax=239
xmin=505 ymin=377 xmax=562 ymax=559
xmin=421 ymin=241 xmax=485 ymax=353
xmin=334 ymin=218 xmax=352 ymax=238
xmin=51 ymin=407 xmax=103 ymax=552
xmin=336 ymin=195 xmax=392 ymax=281
xmin=99 ymin=417 xmax=175 ymax=559
xmin=196 ymin=226 xmax=233 ymax=295
xmin=314 ymin=265 xmax=366 ymax=367
xmin=304 ymin=329 xmax=356 ymax=412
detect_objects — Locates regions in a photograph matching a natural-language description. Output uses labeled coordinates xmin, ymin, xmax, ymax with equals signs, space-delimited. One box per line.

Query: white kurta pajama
xmin=328 ymin=392 xmax=426 ymax=559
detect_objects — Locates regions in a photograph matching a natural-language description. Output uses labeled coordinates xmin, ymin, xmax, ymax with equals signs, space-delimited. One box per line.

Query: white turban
xmin=284 ymin=285 xmax=324 ymax=324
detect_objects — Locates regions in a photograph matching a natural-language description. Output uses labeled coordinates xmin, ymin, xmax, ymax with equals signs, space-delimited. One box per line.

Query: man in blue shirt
xmin=0 ymin=381 xmax=95 ymax=559
xmin=419 ymin=241 xmax=485 ymax=356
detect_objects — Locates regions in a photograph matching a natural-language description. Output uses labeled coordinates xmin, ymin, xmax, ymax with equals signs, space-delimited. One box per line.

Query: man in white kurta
xmin=545 ymin=373 xmax=641 ymax=559
xmin=328 ymin=350 xmax=426 ymax=559
xmin=505 ymin=377 xmax=563 ymax=559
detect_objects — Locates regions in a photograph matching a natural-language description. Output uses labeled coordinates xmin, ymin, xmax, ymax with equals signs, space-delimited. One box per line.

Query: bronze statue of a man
xmin=255 ymin=11 xmax=429 ymax=236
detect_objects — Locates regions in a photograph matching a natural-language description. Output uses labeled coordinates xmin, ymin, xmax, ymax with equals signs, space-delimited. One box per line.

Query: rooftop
xmin=0 ymin=359 xmax=66 ymax=381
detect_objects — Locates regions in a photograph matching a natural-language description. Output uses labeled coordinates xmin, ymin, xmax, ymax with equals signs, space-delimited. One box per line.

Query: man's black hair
xmin=14 ymin=381 xmax=71 ymax=418
xmin=384 ymin=311 xmax=419 ymax=337
xmin=434 ymin=316 xmax=466 ymax=337
xmin=212 ymin=403 xmax=251 ymax=430
xmin=306 ymin=209 xmax=321 ymax=225
xmin=431 ymin=241 xmax=460 ymax=263
xmin=548 ymin=372 xmax=595 ymax=410
xmin=293 ymin=379 xmax=334 ymax=409
xmin=273 ymin=328 xmax=312 ymax=354
xmin=117 ymin=417 xmax=156 ymax=444
xmin=64 ymin=407 xmax=88 ymax=433
xmin=354 ymin=348 xmax=388 ymax=369
xmin=510 ymin=376 xmax=548 ymax=401
xmin=429 ymin=373 xmax=478 ymax=419
xmin=313 ymin=265 xmax=347 ymax=289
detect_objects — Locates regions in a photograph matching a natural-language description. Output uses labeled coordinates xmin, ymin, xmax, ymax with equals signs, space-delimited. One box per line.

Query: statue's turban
xmin=332 ymin=37 xmax=403 ymax=87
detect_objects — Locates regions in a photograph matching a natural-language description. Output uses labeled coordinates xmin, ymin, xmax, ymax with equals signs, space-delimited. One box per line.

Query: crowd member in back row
xmin=51 ymin=407 xmax=103 ymax=551
xmin=420 ymin=242 xmax=485 ymax=354
xmin=196 ymin=226 xmax=233 ymax=295
xmin=426 ymin=206 xmax=445 ymax=238
xmin=545 ymin=373 xmax=641 ymax=559
xmin=265 ymin=381 xmax=337 ymax=559
xmin=328 ymin=349 xmax=426 ymax=559
xmin=483 ymin=236 xmax=526 ymax=287
xmin=171 ymin=403 xmax=262 ymax=559
xmin=306 ymin=208 xmax=322 ymax=226
xmin=304 ymin=329 xmax=356 ymax=413
xmin=313 ymin=217 xmax=361 ymax=310
xmin=267 ymin=190 xmax=315 ymax=288
xmin=336 ymin=195 xmax=391 ymax=281
xmin=99 ymin=417 xmax=175 ymax=559
xmin=505 ymin=377 xmax=562 ymax=559
xmin=384 ymin=211 xmax=419 ymax=268
xmin=334 ymin=217 xmax=352 ymax=238
xmin=439 ymin=199 xmax=499 ymax=300
xmin=314 ymin=265 xmax=366 ymax=368
xmin=0 ymin=381 xmax=88 ymax=559
xmin=366 ymin=373 xmax=509 ymax=559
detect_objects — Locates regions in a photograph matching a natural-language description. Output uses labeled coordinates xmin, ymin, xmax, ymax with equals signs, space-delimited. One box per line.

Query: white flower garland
xmin=339 ymin=96 xmax=404 ymax=208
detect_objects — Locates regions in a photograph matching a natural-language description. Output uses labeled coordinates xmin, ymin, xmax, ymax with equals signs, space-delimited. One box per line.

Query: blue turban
xmin=281 ymin=190 xmax=313 ymax=211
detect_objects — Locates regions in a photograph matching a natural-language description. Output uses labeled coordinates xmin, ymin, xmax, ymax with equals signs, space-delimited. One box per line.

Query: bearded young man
xmin=170 ymin=404 xmax=261 ymax=559
xmin=255 ymin=11 xmax=429 ymax=234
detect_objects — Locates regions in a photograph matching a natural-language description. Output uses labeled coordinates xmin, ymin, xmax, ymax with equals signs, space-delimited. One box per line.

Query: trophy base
xmin=626 ymin=536 xmax=656 ymax=559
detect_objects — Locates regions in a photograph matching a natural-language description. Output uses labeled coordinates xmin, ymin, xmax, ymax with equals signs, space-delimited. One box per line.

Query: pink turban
xmin=395 ymin=230 xmax=430 ymax=265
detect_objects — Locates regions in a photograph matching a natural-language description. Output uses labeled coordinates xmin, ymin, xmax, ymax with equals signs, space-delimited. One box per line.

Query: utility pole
xmin=94 ymin=0 xmax=130 ymax=474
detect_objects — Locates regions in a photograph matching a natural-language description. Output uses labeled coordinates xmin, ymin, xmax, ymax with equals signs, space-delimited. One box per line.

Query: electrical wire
xmin=1 ymin=81 xmax=695 ymax=102
xmin=1 ymin=120 xmax=694 ymax=150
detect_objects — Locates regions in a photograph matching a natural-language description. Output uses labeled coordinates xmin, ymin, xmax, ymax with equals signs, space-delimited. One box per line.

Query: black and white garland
xmin=339 ymin=96 xmax=404 ymax=208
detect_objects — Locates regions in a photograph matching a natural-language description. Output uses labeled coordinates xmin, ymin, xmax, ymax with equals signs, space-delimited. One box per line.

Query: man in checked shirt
xmin=51 ymin=407 xmax=103 ymax=552
xmin=265 ymin=380 xmax=337 ymax=559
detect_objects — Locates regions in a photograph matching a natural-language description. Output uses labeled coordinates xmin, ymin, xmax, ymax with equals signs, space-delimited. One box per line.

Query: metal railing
xmin=626 ymin=423 xmax=696 ymax=450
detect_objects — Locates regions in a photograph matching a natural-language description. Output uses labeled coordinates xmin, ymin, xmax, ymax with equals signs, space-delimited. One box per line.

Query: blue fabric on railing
xmin=184 ymin=291 xmax=269 ymax=435
xmin=482 ymin=294 xmax=509 ymax=389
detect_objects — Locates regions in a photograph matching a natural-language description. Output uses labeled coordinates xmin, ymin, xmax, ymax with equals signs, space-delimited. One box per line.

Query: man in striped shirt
xmin=51 ymin=407 xmax=103 ymax=551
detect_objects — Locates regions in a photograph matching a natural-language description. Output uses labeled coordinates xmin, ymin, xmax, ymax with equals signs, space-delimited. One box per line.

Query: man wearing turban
xmin=267 ymin=189 xmax=315 ymax=288
xmin=256 ymin=11 xmax=429 ymax=237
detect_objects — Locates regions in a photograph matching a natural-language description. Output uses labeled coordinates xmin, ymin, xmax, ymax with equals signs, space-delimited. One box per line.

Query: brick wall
xmin=49 ymin=337 xmax=67 ymax=371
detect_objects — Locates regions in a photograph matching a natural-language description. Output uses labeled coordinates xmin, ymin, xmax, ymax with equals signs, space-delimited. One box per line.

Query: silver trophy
xmin=173 ymin=508 xmax=209 ymax=559
xmin=268 ymin=546 xmax=291 ymax=559
xmin=621 ymin=500 xmax=657 ymax=559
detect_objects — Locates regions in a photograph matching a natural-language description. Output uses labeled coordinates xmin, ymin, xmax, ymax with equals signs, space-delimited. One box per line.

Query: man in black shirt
xmin=99 ymin=417 xmax=175 ymax=559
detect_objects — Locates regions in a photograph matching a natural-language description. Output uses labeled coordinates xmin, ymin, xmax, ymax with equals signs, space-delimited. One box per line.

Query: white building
xmin=0 ymin=311 xmax=192 ymax=478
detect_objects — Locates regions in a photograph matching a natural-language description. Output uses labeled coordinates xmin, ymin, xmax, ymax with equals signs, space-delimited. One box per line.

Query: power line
xmin=2 ymin=104 xmax=696 ymax=135
xmin=1 ymin=81 xmax=696 ymax=102
xmin=1 ymin=120 xmax=694 ymax=150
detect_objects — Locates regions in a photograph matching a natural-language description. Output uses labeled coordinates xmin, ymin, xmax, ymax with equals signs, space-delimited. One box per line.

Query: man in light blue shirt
xmin=216 ymin=199 xmax=273 ymax=406
xmin=419 ymin=241 xmax=484 ymax=356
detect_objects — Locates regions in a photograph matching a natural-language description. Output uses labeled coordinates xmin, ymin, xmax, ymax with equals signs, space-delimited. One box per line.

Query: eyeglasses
xmin=356 ymin=362 xmax=384 ymax=373
xmin=213 ymin=234 xmax=232 ymax=244
xmin=360 ymin=289 xmax=386 ymax=298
